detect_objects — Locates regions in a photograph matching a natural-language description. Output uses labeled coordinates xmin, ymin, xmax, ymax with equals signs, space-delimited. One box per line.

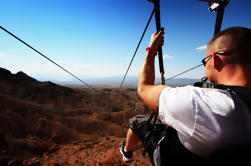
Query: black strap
xmin=142 ymin=112 xmax=158 ymax=156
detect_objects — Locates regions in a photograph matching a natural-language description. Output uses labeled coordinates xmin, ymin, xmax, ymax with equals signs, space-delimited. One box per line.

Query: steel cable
xmin=119 ymin=9 xmax=154 ymax=89
xmin=156 ymin=63 xmax=203 ymax=85
xmin=0 ymin=26 xmax=96 ymax=90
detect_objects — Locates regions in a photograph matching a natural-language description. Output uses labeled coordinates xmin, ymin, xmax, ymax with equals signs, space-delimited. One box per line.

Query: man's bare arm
xmin=137 ymin=28 xmax=167 ymax=111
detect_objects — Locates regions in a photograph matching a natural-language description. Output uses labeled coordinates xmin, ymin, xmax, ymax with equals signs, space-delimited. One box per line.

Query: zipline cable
xmin=0 ymin=26 xmax=96 ymax=90
xmin=156 ymin=63 xmax=203 ymax=85
xmin=119 ymin=9 xmax=154 ymax=89
xmin=165 ymin=63 xmax=203 ymax=82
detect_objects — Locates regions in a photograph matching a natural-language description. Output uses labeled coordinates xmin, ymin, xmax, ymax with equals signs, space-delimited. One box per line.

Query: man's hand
xmin=148 ymin=28 xmax=164 ymax=52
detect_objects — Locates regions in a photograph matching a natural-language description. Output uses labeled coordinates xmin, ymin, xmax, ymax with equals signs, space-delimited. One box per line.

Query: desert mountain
xmin=0 ymin=67 xmax=152 ymax=166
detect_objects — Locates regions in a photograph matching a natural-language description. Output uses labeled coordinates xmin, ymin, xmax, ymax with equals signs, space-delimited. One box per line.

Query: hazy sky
xmin=0 ymin=0 xmax=250 ymax=83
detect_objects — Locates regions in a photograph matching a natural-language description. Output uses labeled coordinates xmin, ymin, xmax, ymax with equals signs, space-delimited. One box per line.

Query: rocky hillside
xmin=0 ymin=67 xmax=152 ymax=166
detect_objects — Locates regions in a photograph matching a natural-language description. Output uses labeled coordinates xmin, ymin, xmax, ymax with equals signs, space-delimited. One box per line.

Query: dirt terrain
xmin=0 ymin=67 xmax=152 ymax=166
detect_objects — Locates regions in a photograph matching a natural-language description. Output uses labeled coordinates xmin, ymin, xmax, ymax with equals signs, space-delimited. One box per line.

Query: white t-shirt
xmin=158 ymin=85 xmax=251 ymax=157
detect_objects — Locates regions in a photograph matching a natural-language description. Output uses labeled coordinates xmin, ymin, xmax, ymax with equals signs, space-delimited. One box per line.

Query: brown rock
xmin=23 ymin=158 xmax=41 ymax=166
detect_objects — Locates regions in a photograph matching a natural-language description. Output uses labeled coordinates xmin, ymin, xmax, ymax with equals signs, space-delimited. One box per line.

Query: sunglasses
xmin=201 ymin=51 xmax=227 ymax=66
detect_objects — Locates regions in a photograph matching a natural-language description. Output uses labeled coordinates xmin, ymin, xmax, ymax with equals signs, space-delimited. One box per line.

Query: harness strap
xmin=142 ymin=112 xmax=158 ymax=156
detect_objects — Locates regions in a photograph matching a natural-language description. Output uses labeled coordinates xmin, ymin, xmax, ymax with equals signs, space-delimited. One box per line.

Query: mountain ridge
xmin=0 ymin=67 xmax=152 ymax=165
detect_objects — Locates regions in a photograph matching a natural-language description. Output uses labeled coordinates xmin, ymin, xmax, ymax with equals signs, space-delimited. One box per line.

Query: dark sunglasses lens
xmin=202 ymin=59 xmax=206 ymax=66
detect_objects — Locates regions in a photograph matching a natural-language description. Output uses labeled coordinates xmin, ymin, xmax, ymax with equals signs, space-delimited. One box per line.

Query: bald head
xmin=207 ymin=27 xmax=251 ymax=65
xmin=205 ymin=27 xmax=251 ymax=87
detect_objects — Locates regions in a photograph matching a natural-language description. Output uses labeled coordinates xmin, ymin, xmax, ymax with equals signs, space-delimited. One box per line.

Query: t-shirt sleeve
xmin=158 ymin=86 xmax=197 ymax=138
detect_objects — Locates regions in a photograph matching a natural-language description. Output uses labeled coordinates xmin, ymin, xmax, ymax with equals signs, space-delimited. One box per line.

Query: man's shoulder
xmin=162 ymin=85 xmax=228 ymax=95
xmin=160 ymin=85 xmax=233 ymax=107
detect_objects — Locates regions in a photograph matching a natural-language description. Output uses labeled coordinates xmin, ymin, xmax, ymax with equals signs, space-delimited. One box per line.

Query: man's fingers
xmin=153 ymin=32 xmax=158 ymax=36
xmin=158 ymin=28 xmax=164 ymax=34
xmin=149 ymin=28 xmax=165 ymax=49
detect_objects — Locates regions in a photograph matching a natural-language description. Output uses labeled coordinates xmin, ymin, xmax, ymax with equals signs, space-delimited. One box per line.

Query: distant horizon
xmin=0 ymin=66 xmax=200 ymax=88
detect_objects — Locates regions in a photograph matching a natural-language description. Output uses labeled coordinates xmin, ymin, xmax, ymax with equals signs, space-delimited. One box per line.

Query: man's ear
xmin=212 ymin=54 xmax=224 ymax=71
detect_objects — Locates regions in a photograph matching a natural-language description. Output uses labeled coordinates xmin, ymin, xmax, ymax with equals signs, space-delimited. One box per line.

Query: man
xmin=120 ymin=26 xmax=251 ymax=163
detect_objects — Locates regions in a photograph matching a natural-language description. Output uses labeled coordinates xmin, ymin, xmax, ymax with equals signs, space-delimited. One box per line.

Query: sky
xmin=0 ymin=0 xmax=251 ymax=84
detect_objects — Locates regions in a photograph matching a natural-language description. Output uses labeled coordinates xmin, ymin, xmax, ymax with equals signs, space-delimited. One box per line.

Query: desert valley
xmin=0 ymin=67 xmax=152 ymax=166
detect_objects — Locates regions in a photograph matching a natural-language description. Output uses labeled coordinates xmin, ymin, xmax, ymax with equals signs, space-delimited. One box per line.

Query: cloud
xmin=163 ymin=54 xmax=173 ymax=59
xmin=196 ymin=45 xmax=207 ymax=50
